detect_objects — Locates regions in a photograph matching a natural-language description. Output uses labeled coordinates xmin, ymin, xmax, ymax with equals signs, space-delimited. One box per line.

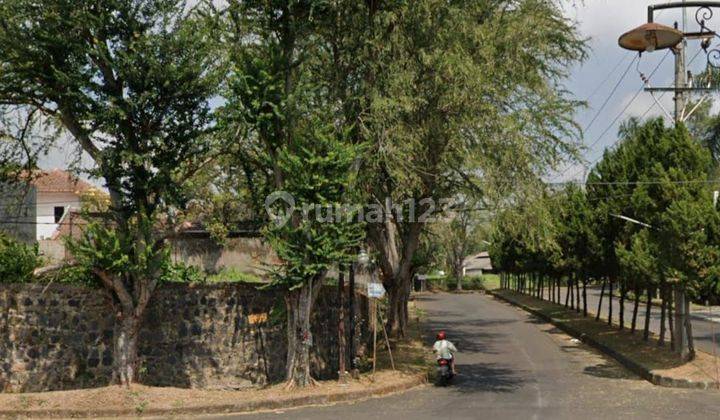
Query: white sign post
xmin=367 ymin=281 xmax=394 ymax=373
xmin=367 ymin=282 xmax=386 ymax=298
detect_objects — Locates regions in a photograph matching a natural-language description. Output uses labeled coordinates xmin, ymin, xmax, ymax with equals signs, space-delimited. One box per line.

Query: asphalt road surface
xmin=212 ymin=293 xmax=720 ymax=420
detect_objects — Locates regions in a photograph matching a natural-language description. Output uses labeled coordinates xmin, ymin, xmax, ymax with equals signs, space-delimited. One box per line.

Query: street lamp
xmin=620 ymin=2 xmax=720 ymax=126
xmin=619 ymin=22 xmax=684 ymax=53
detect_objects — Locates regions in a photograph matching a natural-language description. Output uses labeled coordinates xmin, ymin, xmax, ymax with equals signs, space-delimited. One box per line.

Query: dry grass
xmin=0 ymin=370 xmax=419 ymax=415
xmin=374 ymin=305 xmax=434 ymax=376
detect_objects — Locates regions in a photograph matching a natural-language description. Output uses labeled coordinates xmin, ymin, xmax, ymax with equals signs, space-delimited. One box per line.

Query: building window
xmin=54 ymin=206 xmax=65 ymax=223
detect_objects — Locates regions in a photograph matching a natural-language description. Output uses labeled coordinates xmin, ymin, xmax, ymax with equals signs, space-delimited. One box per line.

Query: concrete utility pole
xmin=672 ymin=2 xmax=690 ymax=360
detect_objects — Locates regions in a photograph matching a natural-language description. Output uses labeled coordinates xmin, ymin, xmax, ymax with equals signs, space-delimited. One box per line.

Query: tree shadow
xmin=421 ymin=316 xmax=513 ymax=355
xmin=443 ymin=362 xmax=525 ymax=393
xmin=582 ymin=362 xmax=639 ymax=380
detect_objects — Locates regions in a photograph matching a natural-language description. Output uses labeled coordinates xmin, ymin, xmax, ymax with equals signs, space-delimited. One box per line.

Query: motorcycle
xmin=436 ymin=358 xmax=454 ymax=386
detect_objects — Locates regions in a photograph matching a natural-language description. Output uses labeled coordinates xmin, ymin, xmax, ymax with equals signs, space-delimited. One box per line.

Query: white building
xmin=0 ymin=170 xmax=94 ymax=243
xmin=462 ymin=251 xmax=494 ymax=277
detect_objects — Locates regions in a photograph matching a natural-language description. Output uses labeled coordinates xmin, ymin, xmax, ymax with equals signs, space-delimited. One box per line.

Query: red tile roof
xmin=30 ymin=169 xmax=95 ymax=194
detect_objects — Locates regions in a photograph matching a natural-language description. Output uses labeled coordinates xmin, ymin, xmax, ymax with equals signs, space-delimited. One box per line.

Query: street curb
xmin=0 ymin=374 xmax=428 ymax=418
xmin=489 ymin=290 xmax=720 ymax=390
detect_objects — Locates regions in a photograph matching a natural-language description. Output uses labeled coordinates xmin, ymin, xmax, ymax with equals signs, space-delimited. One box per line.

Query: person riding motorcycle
xmin=433 ymin=331 xmax=457 ymax=374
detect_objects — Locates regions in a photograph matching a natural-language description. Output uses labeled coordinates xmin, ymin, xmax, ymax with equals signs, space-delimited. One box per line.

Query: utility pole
xmin=672 ymin=4 xmax=690 ymax=360
xmin=621 ymin=0 xmax=720 ymax=362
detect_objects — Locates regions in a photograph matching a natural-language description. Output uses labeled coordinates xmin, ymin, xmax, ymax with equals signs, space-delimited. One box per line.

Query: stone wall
xmin=0 ymin=283 xmax=369 ymax=393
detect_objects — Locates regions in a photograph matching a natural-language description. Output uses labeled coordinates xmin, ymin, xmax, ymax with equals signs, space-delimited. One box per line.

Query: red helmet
xmin=437 ymin=331 xmax=446 ymax=340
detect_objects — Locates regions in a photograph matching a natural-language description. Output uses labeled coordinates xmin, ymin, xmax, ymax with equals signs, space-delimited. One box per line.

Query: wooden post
xmin=348 ymin=263 xmax=356 ymax=371
xmin=377 ymin=308 xmax=395 ymax=370
xmin=371 ymin=298 xmax=377 ymax=375
xmin=337 ymin=265 xmax=347 ymax=381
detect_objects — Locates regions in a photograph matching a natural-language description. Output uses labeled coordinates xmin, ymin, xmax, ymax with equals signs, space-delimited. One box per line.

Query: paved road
xmin=213 ymin=293 xmax=720 ymax=420
xmin=554 ymin=286 xmax=720 ymax=354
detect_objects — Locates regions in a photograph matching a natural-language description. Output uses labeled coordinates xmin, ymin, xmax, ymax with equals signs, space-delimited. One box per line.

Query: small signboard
xmin=367 ymin=282 xmax=386 ymax=298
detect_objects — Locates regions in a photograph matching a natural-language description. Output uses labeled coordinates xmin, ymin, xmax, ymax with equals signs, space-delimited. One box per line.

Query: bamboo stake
xmin=377 ymin=309 xmax=396 ymax=371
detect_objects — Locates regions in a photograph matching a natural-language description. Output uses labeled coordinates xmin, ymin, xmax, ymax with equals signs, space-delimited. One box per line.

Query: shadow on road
xmin=582 ymin=363 xmax=638 ymax=380
xmin=447 ymin=362 xmax=525 ymax=393
xmin=416 ymin=293 xmax=527 ymax=394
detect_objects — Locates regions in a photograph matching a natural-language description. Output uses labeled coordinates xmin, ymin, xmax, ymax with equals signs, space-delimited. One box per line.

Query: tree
xmin=434 ymin=202 xmax=486 ymax=290
xmin=219 ymin=0 xmax=363 ymax=387
xmin=0 ymin=0 xmax=220 ymax=385
xmin=359 ymin=0 xmax=586 ymax=337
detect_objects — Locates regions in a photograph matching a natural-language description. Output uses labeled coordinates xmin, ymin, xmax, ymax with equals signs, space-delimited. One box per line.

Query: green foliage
xmin=206 ymin=267 xmax=263 ymax=284
xmin=263 ymin=126 xmax=365 ymax=290
xmin=53 ymin=265 xmax=100 ymax=288
xmin=659 ymin=198 xmax=720 ymax=297
xmin=161 ymin=262 xmax=206 ymax=284
xmin=67 ymin=217 xmax=169 ymax=288
xmin=0 ymin=234 xmax=39 ymax=283
xmin=494 ymin=118 xmax=719 ymax=305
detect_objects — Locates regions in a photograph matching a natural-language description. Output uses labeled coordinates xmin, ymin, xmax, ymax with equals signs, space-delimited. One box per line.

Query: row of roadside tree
xmin=490 ymin=117 xmax=720 ymax=359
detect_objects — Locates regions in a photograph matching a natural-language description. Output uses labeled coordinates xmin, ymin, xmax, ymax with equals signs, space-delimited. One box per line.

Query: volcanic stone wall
xmin=0 ymin=283 xmax=369 ymax=392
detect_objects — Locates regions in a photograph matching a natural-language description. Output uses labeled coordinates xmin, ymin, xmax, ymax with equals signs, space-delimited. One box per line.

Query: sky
xmin=556 ymin=0 xmax=717 ymax=182
xmin=39 ymin=1 xmax=717 ymax=185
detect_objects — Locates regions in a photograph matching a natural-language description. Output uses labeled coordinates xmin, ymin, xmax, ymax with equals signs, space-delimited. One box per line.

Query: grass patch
xmin=205 ymin=267 xmax=265 ymax=284
xmin=479 ymin=273 xmax=500 ymax=290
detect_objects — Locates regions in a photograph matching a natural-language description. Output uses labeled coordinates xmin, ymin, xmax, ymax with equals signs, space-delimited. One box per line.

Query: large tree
xmin=219 ymin=0 xmax=364 ymax=387
xmin=360 ymin=0 xmax=586 ymax=336
xmin=0 ymin=0 xmax=220 ymax=385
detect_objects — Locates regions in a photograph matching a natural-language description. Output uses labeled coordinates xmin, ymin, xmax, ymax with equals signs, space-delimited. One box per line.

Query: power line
xmin=583 ymin=55 xmax=639 ymax=133
xmin=567 ymin=48 xmax=709 ymax=180
xmin=584 ymin=54 xmax=633 ymax=103
xmin=555 ymin=50 xmax=672 ymax=182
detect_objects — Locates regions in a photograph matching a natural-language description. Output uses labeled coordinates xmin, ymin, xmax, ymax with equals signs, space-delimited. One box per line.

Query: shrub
xmin=161 ymin=262 xmax=206 ymax=284
xmin=0 ymin=233 xmax=39 ymax=283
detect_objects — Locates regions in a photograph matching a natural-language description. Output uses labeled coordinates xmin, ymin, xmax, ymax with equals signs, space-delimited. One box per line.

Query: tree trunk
xmin=608 ymin=279 xmax=614 ymax=326
xmin=565 ymin=277 xmax=571 ymax=308
xmin=596 ymin=279 xmax=606 ymax=321
xmin=685 ymin=298 xmax=695 ymax=359
xmin=94 ymin=267 xmax=157 ymax=387
xmin=115 ymin=316 xmax=141 ymax=386
xmin=370 ymin=216 xmax=421 ymax=339
xmin=659 ymin=285 xmax=667 ymax=346
xmin=643 ymin=287 xmax=653 ymax=341
xmin=575 ymin=275 xmax=580 ymax=313
xmin=582 ymin=278 xmax=588 ymax=317
xmin=557 ymin=278 xmax=561 ymax=303
xmin=619 ymin=282 xmax=626 ymax=330
xmin=631 ymin=286 xmax=640 ymax=334
xmin=285 ymin=280 xmax=321 ymax=387
xmin=668 ymin=289 xmax=675 ymax=351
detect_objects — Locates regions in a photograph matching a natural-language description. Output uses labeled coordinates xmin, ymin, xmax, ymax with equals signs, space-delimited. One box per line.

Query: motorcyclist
xmin=432 ymin=331 xmax=457 ymax=374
